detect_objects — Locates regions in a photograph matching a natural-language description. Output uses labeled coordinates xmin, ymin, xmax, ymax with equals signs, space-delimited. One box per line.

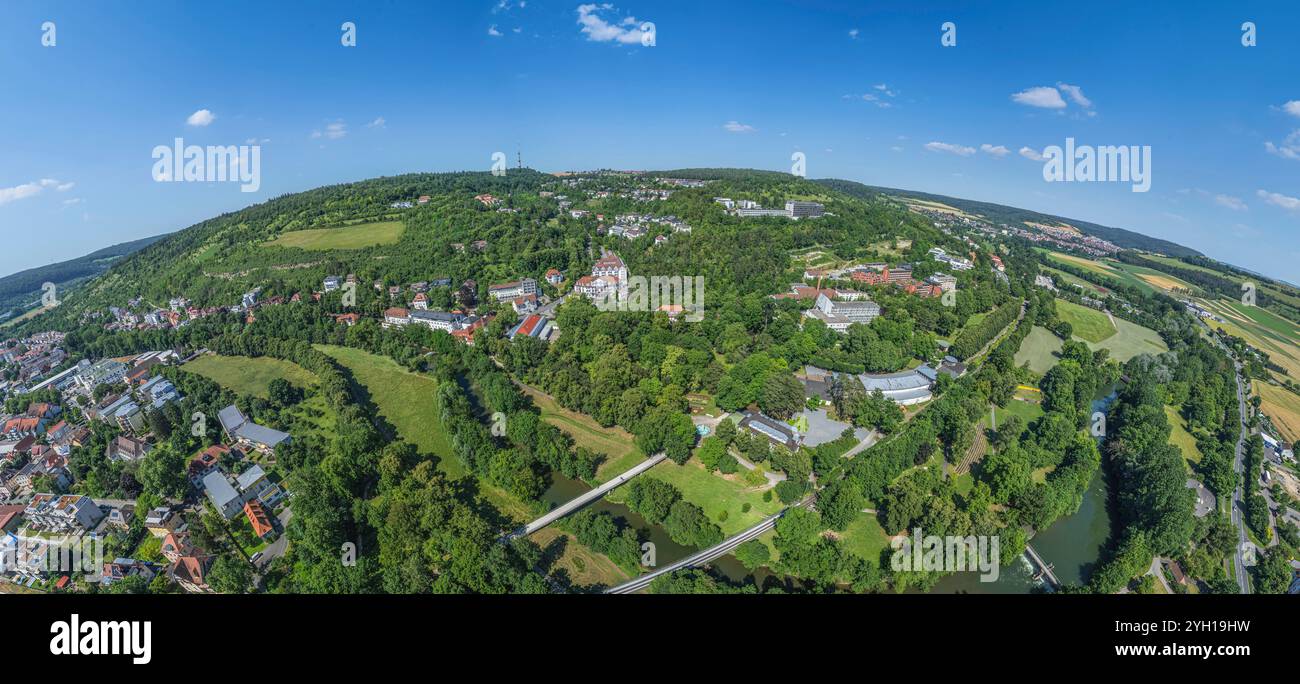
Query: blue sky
xmin=2 ymin=0 xmax=1297 ymax=282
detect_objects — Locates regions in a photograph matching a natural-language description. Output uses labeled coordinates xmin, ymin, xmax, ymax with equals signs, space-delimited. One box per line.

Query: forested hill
xmin=0 ymin=233 xmax=169 ymax=306
xmin=815 ymin=178 xmax=1202 ymax=258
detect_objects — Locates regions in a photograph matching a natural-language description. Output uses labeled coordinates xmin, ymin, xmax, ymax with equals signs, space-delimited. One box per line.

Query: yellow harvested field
xmin=1254 ymin=380 xmax=1300 ymax=444
xmin=1136 ymin=273 xmax=1185 ymax=292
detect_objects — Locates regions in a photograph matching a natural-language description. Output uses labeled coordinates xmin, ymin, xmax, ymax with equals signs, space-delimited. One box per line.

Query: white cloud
xmin=488 ymin=25 xmax=503 ymax=37
xmin=1214 ymin=194 xmax=1248 ymax=211
xmin=1265 ymin=129 xmax=1300 ymax=160
xmin=0 ymin=178 xmax=72 ymax=206
xmin=980 ymin=144 xmax=1010 ymax=158
xmin=848 ymin=28 xmax=859 ymax=40
xmin=1281 ymin=100 xmax=1300 ymax=118
xmin=62 ymin=198 xmax=82 ymax=206
xmin=890 ymin=146 xmax=903 ymax=152
xmin=366 ymin=117 xmax=386 ymax=129
xmin=1056 ymin=83 xmax=1093 ymax=108
xmin=1011 ymin=86 xmax=1067 ymax=109
xmin=924 ymin=141 xmax=976 ymax=156
xmin=1257 ymin=189 xmax=1300 ymax=211
xmin=186 ymin=109 xmax=216 ymax=127
xmin=577 ymin=4 xmax=651 ymax=45
xmin=1018 ymin=146 xmax=1046 ymax=161
xmin=723 ymin=120 xmax=756 ymax=133
xmin=311 ymin=121 xmax=348 ymax=140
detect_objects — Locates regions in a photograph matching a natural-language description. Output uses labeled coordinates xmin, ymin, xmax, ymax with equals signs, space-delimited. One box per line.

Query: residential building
xmin=23 ymin=493 xmax=105 ymax=533
xmin=202 ymin=471 xmax=243 ymax=519
xmin=105 ymin=435 xmax=152 ymax=462
xmin=383 ymin=307 xmax=411 ymax=328
xmin=488 ymin=278 xmax=538 ymax=301
xmin=244 ymin=500 xmax=275 ymax=539
xmin=217 ymin=405 xmax=292 ymax=453
xmin=410 ymin=309 xmax=467 ymax=332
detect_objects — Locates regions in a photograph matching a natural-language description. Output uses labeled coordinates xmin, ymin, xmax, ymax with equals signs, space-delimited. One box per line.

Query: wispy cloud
xmin=980 ymin=144 xmax=1010 ymax=158
xmin=0 ymin=178 xmax=74 ymax=206
xmin=1265 ymin=129 xmax=1300 ymax=160
xmin=488 ymin=25 xmax=503 ymax=37
xmin=1011 ymin=86 xmax=1066 ymax=109
xmin=1056 ymin=83 xmax=1093 ymax=108
xmin=1018 ymin=146 xmax=1046 ymax=161
xmin=1257 ymin=189 xmax=1300 ymax=211
xmin=722 ymin=120 xmax=756 ymax=133
xmin=186 ymin=109 xmax=216 ymax=127
xmin=848 ymin=28 xmax=859 ymax=40
xmin=1214 ymin=194 xmax=1248 ymax=211
xmin=924 ymin=141 xmax=975 ymax=156
xmin=577 ymin=3 xmax=651 ymax=45
xmin=366 ymin=117 xmax=386 ymax=129
xmin=311 ymin=121 xmax=348 ymax=140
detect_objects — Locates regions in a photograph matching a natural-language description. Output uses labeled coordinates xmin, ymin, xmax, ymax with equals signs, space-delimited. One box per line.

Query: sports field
xmin=265 ymin=221 xmax=404 ymax=250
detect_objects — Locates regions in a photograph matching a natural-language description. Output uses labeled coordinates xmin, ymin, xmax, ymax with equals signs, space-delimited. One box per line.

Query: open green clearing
xmin=1083 ymin=315 xmax=1168 ymax=362
xmin=183 ymin=354 xmax=317 ymax=398
xmin=265 ymin=221 xmax=404 ymax=250
xmin=1164 ymin=405 xmax=1202 ymax=467
xmin=839 ymin=511 xmax=890 ymax=567
xmin=1055 ymin=298 xmax=1116 ymax=343
xmin=1014 ymin=325 xmax=1064 ymax=375
xmin=316 ymin=345 xmax=457 ymax=475
xmin=606 ymin=458 xmax=783 ymax=537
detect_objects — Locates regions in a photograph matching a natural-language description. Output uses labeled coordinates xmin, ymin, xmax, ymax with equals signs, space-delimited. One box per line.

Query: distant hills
xmin=814 ymin=179 xmax=1203 ymax=258
xmin=0 ymin=233 xmax=169 ymax=308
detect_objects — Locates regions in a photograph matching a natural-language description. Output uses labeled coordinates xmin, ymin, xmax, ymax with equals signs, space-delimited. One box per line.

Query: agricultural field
xmin=183 ymin=354 xmax=317 ymax=398
xmin=1198 ymin=297 xmax=1300 ymax=381
xmin=1055 ymin=298 xmax=1116 ymax=343
xmin=1014 ymin=325 xmax=1064 ymax=374
xmin=1254 ymin=381 xmax=1300 ymax=444
xmin=264 ymin=221 xmax=404 ymax=251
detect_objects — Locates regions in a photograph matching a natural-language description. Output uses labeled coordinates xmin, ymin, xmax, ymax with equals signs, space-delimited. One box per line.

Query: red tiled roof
xmin=244 ymin=500 xmax=275 ymax=537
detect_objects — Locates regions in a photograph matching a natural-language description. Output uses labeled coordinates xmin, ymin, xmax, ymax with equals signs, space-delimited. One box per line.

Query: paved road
xmin=606 ymin=498 xmax=812 ymax=594
xmin=1228 ymin=355 xmax=1253 ymax=594
xmin=255 ymin=508 xmax=293 ymax=570
xmin=508 ymin=452 xmax=668 ymax=538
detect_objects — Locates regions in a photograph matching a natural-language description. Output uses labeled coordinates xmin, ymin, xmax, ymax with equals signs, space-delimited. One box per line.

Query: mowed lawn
xmin=315 ymin=344 xmax=457 ymax=476
xmin=1085 ymin=315 xmax=1168 ymax=362
xmin=615 ymin=459 xmax=784 ymax=537
xmin=1014 ymin=325 xmax=1064 ymax=374
xmin=1056 ymin=298 xmax=1116 ymax=343
xmin=183 ymin=354 xmax=317 ymax=397
xmin=838 ymin=511 xmax=891 ymax=567
xmin=265 ymin=221 xmax=404 ymax=250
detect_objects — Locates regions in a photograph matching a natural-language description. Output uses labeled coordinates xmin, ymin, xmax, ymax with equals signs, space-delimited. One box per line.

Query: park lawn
xmin=517 ymin=384 xmax=643 ymax=481
xmin=1014 ymin=325 xmax=1064 ymax=375
xmin=1055 ymin=298 xmax=1116 ymax=343
xmin=316 ymin=345 xmax=457 ymax=476
xmin=183 ymin=354 xmax=317 ymax=398
xmin=993 ymin=398 xmax=1045 ymax=431
xmin=1164 ymin=405 xmax=1202 ymax=467
xmin=839 ymin=511 xmax=891 ymax=567
xmin=264 ymin=220 xmax=404 ymax=250
xmin=1031 ymin=466 xmax=1055 ymax=484
xmin=1083 ymin=315 xmax=1168 ymax=362
xmin=1254 ymin=380 xmax=1300 ymax=444
xmin=608 ymin=458 xmax=782 ymax=537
